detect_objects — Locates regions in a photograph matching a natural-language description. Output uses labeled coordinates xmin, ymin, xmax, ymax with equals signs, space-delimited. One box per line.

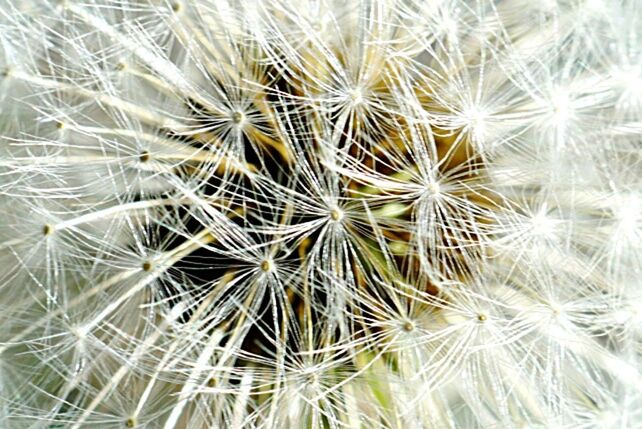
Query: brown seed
xmin=231 ymin=111 xmax=244 ymax=124
xmin=142 ymin=261 xmax=153 ymax=272
xmin=260 ymin=260 xmax=272 ymax=272
xmin=43 ymin=224 xmax=53 ymax=236
xmin=125 ymin=417 xmax=136 ymax=428
xmin=330 ymin=208 xmax=343 ymax=222
xmin=139 ymin=151 xmax=150 ymax=163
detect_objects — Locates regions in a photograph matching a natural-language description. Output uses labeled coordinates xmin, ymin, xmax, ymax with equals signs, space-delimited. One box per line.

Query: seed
xmin=330 ymin=208 xmax=343 ymax=222
xmin=231 ymin=111 xmax=244 ymax=124
xmin=260 ymin=259 xmax=272 ymax=272
xmin=43 ymin=224 xmax=54 ymax=236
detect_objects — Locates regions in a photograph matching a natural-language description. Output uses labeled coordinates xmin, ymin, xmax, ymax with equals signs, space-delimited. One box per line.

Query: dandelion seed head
xmin=0 ymin=0 xmax=640 ymax=427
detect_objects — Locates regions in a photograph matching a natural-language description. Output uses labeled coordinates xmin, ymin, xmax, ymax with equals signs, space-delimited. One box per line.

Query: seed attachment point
xmin=142 ymin=261 xmax=153 ymax=272
xmin=348 ymin=87 xmax=364 ymax=106
xmin=125 ymin=417 xmax=136 ymax=427
xmin=260 ymin=259 xmax=272 ymax=272
xmin=425 ymin=182 xmax=440 ymax=196
xmin=329 ymin=207 xmax=343 ymax=222
xmin=231 ymin=111 xmax=245 ymax=125
xmin=402 ymin=321 xmax=414 ymax=332
xmin=43 ymin=224 xmax=54 ymax=236
xmin=477 ymin=314 xmax=487 ymax=322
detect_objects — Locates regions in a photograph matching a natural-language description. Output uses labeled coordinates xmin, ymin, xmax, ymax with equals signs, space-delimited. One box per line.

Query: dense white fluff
xmin=0 ymin=0 xmax=640 ymax=428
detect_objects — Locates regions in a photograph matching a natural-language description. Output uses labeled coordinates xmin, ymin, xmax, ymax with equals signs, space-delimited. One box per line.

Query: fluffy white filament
xmin=0 ymin=0 xmax=640 ymax=428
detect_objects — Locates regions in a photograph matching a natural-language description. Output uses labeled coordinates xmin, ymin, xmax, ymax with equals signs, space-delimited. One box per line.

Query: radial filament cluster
xmin=0 ymin=1 xmax=640 ymax=428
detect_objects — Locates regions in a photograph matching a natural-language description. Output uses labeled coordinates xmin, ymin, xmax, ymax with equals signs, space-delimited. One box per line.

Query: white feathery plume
xmin=0 ymin=0 xmax=641 ymax=428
